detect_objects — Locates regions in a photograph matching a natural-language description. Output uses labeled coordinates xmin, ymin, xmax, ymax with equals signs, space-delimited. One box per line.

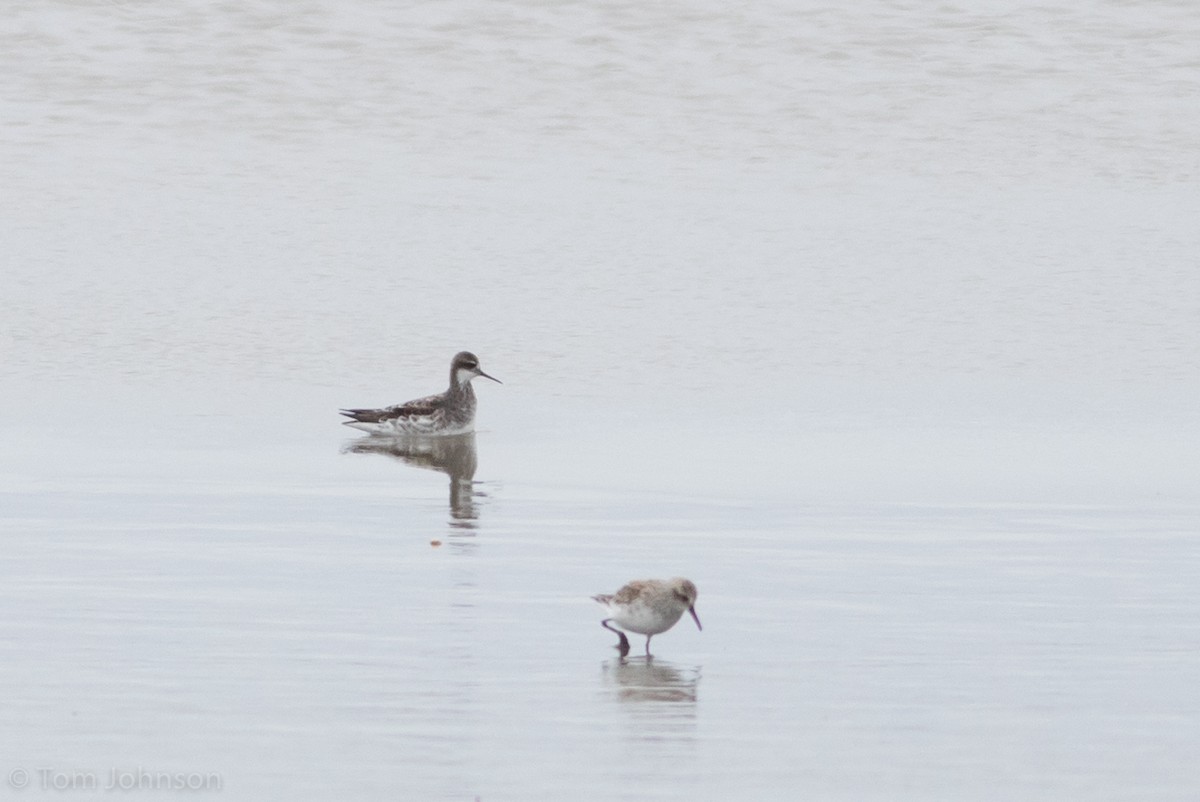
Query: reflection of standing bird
xmin=341 ymin=433 xmax=481 ymax=525
xmin=594 ymin=578 xmax=702 ymax=657
xmin=340 ymin=351 xmax=501 ymax=436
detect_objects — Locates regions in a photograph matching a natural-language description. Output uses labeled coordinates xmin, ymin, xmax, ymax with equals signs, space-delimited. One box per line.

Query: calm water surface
xmin=3 ymin=1 xmax=1199 ymax=799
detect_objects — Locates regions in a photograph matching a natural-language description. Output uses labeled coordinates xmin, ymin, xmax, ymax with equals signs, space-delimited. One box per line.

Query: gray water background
xmin=2 ymin=1 xmax=1199 ymax=799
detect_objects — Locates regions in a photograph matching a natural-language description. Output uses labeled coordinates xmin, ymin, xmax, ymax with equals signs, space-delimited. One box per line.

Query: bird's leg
xmin=644 ymin=635 xmax=653 ymax=657
xmin=601 ymin=619 xmax=631 ymax=656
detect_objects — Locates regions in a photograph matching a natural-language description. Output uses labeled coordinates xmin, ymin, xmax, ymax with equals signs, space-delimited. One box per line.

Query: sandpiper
xmin=593 ymin=578 xmax=702 ymax=657
xmin=340 ymin=351 xmax=501 ymax=436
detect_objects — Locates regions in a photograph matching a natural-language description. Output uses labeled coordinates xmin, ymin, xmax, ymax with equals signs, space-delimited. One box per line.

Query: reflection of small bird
xmin=340 ymin=351 xmax=501 ymax=436
xmin=604 ymin=659 xmax=700 ymax=703
xmin=593 ymin=578 xmax=702 ymax=657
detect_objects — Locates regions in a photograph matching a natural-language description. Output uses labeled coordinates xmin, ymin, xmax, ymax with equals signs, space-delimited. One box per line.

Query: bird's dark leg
xmin=644 ymin=635 xmax=653 ymax=657
xmin=601 ymin=619 xmax=631 ymax=656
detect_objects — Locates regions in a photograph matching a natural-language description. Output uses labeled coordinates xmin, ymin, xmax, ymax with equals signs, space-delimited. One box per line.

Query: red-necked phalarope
xmin=594 ymin=578 xmax=702 ymax=657
xmin=340 ymin=351 xmax=501 ymax=436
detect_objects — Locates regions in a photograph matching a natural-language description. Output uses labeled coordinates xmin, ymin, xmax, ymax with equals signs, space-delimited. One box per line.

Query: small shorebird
xmin=593 ymin=578 xmax=702 ymax=657
xmin=340 ymin=351 xmax=501 ymax=436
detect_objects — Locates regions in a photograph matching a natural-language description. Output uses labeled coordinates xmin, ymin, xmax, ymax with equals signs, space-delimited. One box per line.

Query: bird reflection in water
xmin=341 ymin=433 xmax=483 ymax=527
xmin=601 ymin=657 xmax=701 ymax=704
xmin=602 ymin=658 xmax=700 ymax=747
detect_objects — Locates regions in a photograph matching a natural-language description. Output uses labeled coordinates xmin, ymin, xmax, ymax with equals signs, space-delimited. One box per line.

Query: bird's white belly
xmin=349 ymin=416 xmax=474 ymax=437
xmin=610 ymin=602 xmax=685 ymax=636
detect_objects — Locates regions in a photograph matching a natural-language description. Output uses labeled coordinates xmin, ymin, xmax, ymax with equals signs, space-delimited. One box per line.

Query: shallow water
xmin=3 ymin=1 xmax=1200 ymax=799
xmin=5 ymin=421 xmax=1199 ymax=799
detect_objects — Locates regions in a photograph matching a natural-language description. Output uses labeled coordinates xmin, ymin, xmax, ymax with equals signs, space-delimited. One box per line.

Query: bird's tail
xmin=339 ymin=408 xmax=387 ymax=423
